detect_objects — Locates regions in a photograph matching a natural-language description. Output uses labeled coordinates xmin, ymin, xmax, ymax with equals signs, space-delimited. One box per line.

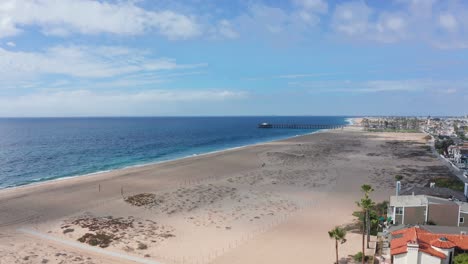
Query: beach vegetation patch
xmin=124 ymin=185 xmax=238 ymax=214
xmin=137 ymin=242 xmax=148 ymax=250
xmin=384 ymin=141 xmax=432 ymax=159
xmin=160 ymin=233 xmax=175 ymax=238
xmin=78 ymin=232 xmax=114 ymax=248
xmin=62 ymin=228 xmax=74 ymax=234
xmin=433 ymin=177 xmax=464 ymax=192
xmin=71 ymin=215 xmax=134 ymax=232
xmin=62 ymin=214 xmax=176 ymax=250
xmin=124 ymin=193 xmax=162 ymax=207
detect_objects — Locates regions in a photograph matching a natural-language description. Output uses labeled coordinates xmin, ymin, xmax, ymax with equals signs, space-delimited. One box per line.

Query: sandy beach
xmin=0 ymin=122 xmax=457 ymax=264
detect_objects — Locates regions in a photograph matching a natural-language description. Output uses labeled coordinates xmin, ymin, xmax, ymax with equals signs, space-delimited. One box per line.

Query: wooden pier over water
xmin=258 ymin=123 xmax=345 ymax=129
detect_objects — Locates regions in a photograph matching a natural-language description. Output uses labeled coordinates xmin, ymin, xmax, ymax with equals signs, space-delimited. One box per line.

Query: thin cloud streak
xmin=0 ymin=89 xmax=248 ymax=117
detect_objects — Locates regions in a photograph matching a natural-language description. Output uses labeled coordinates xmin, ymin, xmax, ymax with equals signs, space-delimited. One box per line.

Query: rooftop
xmin=400 ymin=187 xmax=466 ymax=202
xmin=388 ymin=225 xmax=468 ymax=235
xmin=390 ymin=194 xmax=460 ymax=207
xmin=390 ymin=195 xmax=427 ymax=207
xmin=391 ymin=227 xmax=468 ymax=259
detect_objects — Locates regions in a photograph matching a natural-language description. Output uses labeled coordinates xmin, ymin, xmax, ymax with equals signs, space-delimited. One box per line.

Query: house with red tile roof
xmin=391 ymin=226 xmax=468 ymax=264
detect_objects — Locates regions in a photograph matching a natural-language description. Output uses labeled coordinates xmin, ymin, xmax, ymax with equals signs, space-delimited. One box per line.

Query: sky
xmin=0 ymin=0 xmax=467 ymax=117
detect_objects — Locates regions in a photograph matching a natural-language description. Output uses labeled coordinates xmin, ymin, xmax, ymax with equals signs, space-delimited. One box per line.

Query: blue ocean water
xmin=0 ymin=116 xmax=349 ymax=189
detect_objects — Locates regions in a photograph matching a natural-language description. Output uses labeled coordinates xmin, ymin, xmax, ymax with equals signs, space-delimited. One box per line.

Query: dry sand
xmin=0 ymin=123 xmax=457 ymax=264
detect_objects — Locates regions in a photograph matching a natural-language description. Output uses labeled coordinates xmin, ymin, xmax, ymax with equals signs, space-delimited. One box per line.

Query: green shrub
xmin=434 ymin=177 xmax=464 ymax=192
xmin=455 ymin=253 xmax=468 ymax=264
xmin=353 ymin=252 xmax=370 ymax=262
xmin=395 ymin=175 xmax=404 ymax=181
xmin=77 ymin=232 xmax=114 ymax=248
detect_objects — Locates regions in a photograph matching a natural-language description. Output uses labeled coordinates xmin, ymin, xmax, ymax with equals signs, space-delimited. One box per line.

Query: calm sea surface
xmin=0 ymin=116 xmax=349 ymax=188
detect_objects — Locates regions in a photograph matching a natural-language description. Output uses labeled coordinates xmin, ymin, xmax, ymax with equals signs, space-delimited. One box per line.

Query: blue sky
xmin=0 ymin=0 xmax=467 ymax=117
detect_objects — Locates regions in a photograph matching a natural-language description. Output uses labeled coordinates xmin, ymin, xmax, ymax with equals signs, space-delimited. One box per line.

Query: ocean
xmin=0 ymin=116 xmax=349 ymax=189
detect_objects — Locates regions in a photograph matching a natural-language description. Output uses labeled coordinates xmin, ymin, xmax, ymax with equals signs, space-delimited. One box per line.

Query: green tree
xmin=360 ymin=184 xmax=374 ymax=247
xmin=361 ymin=184 xmax=374 ymax=196
xmin=357 ymin=196 xmax=375 ymax=255
xmin=328 ymin=226 xmax=347 ymax=264
xmin=353 ymin=252 xmax=369 ymax=263
xmin=455 ymin=253 xmax=468 ymax=264
xmin=435 ymin=138 xmax=454 ymax=155
xmin=395 ymin=175 xmax=403 ymax=181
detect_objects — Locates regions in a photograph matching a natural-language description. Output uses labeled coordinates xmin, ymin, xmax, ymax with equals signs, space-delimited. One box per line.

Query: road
xmin=427 ymin=134 xmax=467 ymax=185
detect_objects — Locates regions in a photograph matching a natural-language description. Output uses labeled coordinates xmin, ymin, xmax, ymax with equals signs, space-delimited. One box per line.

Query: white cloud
xmin=0 ymin=45 xmax=203 ymax=80
xmin=294 ymin=79 xmax=468 ymax=94
xmin=292 ymin=0 xmax=328 ymax=14
xmin=212 ymin=1 xmax=329 ymax=41
xmin=433 ymin=41 xmax=468 ymax=50
xmin=439 ymin=13 xmax=458 ymax=32
xmin=277 ymin=73 xmax=336 ymax=79
xmin=5 ymin=41 xmax=15 ymax=47
xmin=216 ymin=20 xmax=239 ymax=39
xmin=0 ymin=89 xmax=248 ymax=117
xmin=329 ymin=0 xmax=468 ymax=48
xmin=292 ymin=0 xmax=327 ymax=26
xmin=378 ymin=16 xmax=405 ymax=32
xmin=0 ymin=0 xmax=200 ymax=40
xmin=331 ymin=1 xmax=372 ymax=36
xmin=331 ymin=1 xmax=408 ymax=43
xmin=358 ymin=80 xmax=424 ymax=92
xmin=373 ymin=13 xmax=407 ymax=43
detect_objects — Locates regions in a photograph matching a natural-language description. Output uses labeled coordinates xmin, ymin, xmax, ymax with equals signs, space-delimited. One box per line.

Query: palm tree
xmin=361 ymin=184 xmax=374 ymax=197
xmin=360 ymin=184 xmax=374 ymax=248
xmin=356 ymin=197 xmax=375 ymax=264
xmin=328 ymin=226 xmax=347 ymax=264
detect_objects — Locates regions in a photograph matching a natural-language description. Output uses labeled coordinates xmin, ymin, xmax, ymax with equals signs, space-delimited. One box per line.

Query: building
xmin=400 ymin=187 xmax=466 ymax=202
xmin=448 ymin=144 xmax=468 ymax=164
xmin=391 ymin=226 xmax=468 ymax=264
xmin=389 ymin=195 xmax=468 ymax=227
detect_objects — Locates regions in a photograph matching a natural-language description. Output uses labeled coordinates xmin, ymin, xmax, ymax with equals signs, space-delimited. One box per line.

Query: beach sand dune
xmin=0 ymin=126 xmax=456 ymax=263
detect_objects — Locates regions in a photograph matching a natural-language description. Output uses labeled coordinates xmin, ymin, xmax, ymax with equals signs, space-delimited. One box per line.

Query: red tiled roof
xmin=430 ymin=238 xmax=456 ymax=249
xmin=391 ymin=227 xmax=468 ymax=259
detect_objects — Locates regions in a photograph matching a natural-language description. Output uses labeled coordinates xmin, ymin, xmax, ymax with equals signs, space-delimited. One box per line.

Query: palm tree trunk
xmin=366 ymin=210 xmax=370 ymax=248
xmin=362 ymin=212 xmax=365 ymax=264
xmin=335 ymin=239 xmax=339 ymax=264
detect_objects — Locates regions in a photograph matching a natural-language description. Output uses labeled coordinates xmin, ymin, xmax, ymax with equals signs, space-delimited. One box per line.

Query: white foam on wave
xmin=345 ymin=117 xmax=355 ymax=125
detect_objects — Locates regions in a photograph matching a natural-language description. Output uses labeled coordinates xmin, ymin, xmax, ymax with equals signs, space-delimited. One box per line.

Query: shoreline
xmin=1 ymin=120 xmax=448 ymax=264
xmin=0 ymin=119 xmax=352 ymax=193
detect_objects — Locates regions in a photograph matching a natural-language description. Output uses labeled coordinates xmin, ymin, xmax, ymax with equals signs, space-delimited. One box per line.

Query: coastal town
xmin=348 ymin=116 xmax=468 ymax=264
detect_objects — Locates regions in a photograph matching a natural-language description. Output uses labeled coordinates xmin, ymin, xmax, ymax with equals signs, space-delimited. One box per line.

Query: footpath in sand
xmin=0 ymin=125 xmax=457 ymax=264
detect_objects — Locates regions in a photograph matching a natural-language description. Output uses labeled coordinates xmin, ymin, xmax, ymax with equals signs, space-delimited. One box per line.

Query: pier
xmin=258 ymin=123 xmax=345 ymax=129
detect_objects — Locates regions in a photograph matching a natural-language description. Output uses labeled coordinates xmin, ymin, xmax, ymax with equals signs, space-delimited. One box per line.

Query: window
xmin=396 ymin=207 xmax=403 ymax=215
xmin=460 ymin=217 xmax=465 ymax=224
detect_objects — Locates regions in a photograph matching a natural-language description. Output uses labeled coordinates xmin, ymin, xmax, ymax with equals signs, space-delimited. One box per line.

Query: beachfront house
xmin=390 ymin=226 xmax=468 ymax=264
xmin=389 ymin=195 xmax=468 ymax=227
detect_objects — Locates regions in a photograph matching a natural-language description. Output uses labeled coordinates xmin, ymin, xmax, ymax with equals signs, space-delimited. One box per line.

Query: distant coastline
xmin=0 ymin=116 xmax=353 ymax=190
